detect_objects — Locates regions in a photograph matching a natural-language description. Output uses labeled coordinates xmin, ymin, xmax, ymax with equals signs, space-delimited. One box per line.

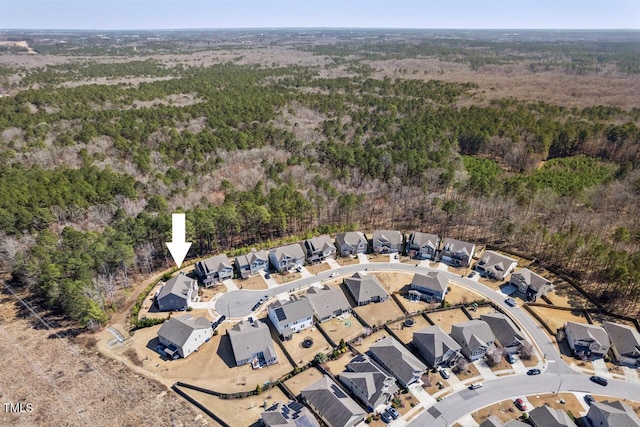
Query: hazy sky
xmin=1 ymin=0 xmax=639 ymax=30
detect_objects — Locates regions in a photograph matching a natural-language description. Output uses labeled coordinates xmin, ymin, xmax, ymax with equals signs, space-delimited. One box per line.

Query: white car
xmin=469 ymin=382 xmax=483 ymax=390
xmin=329 ymin=272 xmax=338 ymax=278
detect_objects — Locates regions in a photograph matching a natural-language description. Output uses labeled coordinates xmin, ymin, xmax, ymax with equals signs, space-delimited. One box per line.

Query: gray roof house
xmin=409 ymin=272 xmax=449 ymax=303
xmin=372 ymin=230 xmax=404 ymax=254
xmin=195 ymin=254 xmax=233 ymax=287
xmin=480 ymin=312 xmax=528 ymax=354
xmin=475 ymin=251 xmax=518 ymax=281
xmin=261 ymin=401 xmax=320 ymax=427
xmin=529 ymin=405 xmax=577 ymax=427
xmin=303 ymin=285 xmax=352 ymax=322
xmin=301 ymin=375 xmax=366 ymax=427
xmin=412 ymin=325 xmax=463 ymax=368
xmin=335 ymin=232 xmax=368 ymax=256
xmin=451 ymin=319 xmax=496 ymax=361
xmin=156 ymin=273 xmax=198 ymax=312
xmin=268 ymin=298 xmax=314 ymax=339
xmin=234 ymin=249 xmax=269 ymax=279
xmin=587 ymin=400 xmax=640 ymax=427
xmin=302 ymin=235 xmax=336 ymax=264
xmin=368 ymin=336 xmax=427 ymax=388
xmin=228 ymin=320 xmax=278 ymax=367
xmin=407 ymin=232 xmax=439 ymax=260
xmin=270 ymin=243 xmax=306 ymax=273
xmin=440 ymin=238 xmax=475 ymax=267
xmin=564 ymin=321 xmax=610 ymax=360
xmin=157 ymin=314 xmax=212 ymax=359
xmin=603 ymin=321 xmax=640 ymax=368
xmin=344 ymin=272 xmax=389 ymax=306
xmin=510 ymin=268 xmax=552 ymax=301
xmin=338 ymin=354 xmax=399 ymax=413
xmin=480 ymin=416 xmax=529 ymax=427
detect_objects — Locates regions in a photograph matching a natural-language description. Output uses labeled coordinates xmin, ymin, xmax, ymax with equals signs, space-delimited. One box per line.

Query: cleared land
xmin=545 ymin=281 xmax=596 ymax=309
xmin=388 ymin=315 xmax=432 ymax=345
xmin=374 ymin=272 xmax=413 ymax=293
xmin=468 ymin=305 xmax=498 ymax=319
xmin=283 ymin=367 xmax=324 ymax=397
xmin=351 ymin=329 xmax=391 ymax=354
xmin=528 ymin=306 xmax=589 ymax=332
xmin=319 ymin=314 xmax=366 ymax=345
xmin=322 ymin=352 xmax=355 ymax=376
xmin=446 ymin=283 xmax=486 ymax=305
xmin=427 ymin=308 xmax=472 ymax=334
xmin=281 ymin=328 xmax=332 ymax=367
xmin=353 ymin=299 xmax=405 ymax=328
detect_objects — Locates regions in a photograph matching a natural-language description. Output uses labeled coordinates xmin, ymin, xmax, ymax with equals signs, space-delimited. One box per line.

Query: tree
xmin=314 ymin=352 xmax=327 ymax=364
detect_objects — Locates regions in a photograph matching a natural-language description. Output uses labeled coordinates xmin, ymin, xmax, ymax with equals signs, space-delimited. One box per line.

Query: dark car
xmin=506 ymin=353 xmax=516 ymax=364
xmin=264 ymin=273 xmax=271 ymax=279
xmin=380 ymin=410 xmax=392 ymax=423
xmin=387 ymin=407 xmax=400 ymax=419
xmin=527 ymin=369 xmax=541 ymax=375
xmin=218 ymin=315 xmax=226 ymax=323
xmin=505 ymin=298 xmax=517 ymax=307
xmin=590 ymin=375 xmax=608 ymax=386
xmin=251 ymin=302 xmax=261 ymax=311
xmin=584 ymin=395 xmax=595 ymax=406
xmin=439 ymin=369 xmax=450 ymax=379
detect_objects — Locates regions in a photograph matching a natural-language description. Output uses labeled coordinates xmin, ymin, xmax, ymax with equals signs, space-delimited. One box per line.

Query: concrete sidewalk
xmin=357 ymin=253 xmax=370 ymax=263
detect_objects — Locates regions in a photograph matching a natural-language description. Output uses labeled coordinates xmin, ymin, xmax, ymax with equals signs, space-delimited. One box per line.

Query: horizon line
xmin=2 ymin=27 xmax=640 ymax=32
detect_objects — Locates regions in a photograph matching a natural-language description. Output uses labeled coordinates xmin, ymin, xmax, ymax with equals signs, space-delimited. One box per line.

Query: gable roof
xmin=235 ymin=249 xmax=269 ymax=267
xmin=529 ymin=405 xmax=577 ymax=427
xmin=477 ymin=251 xmax=517 ymax=275
xmin=335 ymin=232 xmax=368 ymax=248
xmin=602 ymin=321 xmax=640 ymax=358
xmin=451 ymin=319 xmax=495 ymax=348
xmin=228 ymin=320 xmax=277 ymax=363
xmin=511 ymin=268 xmax=551 ymax=290
xmin=269 ymin=298 xmax=314 ymax=324
xmin=408 ymin=232 xmax=439 ymax=249
xmin=372 ymin=230 xmax=403 ymax=245
xmin=196 ymin=254 xmax=232 ymax=275
xmin=261 ymin=401 xmax=320 ymax=427
xmin=304 ymin=235 xmax=336 ymax=253
xmin=303 ymin=285 xmax=351 ymax=320
xmin=158 ymin=315 xmax=211 ymax=347
xmin=368 ymin=336 xmax=427 ymax=385
xmin=272 ymin=243 xmax=306 ymax=263
xmin=588 ymin=400 xmax=640 ymax=427
xmin=157 ymin=274 xmax=195 ymax=301
xmin=338 ymin=354 xmax=398 ymax=407
xmin=301 ymin=375 xmax=365 ymax=427
xmin=411 ymin=271 xmax=449 ymax=294
xmin=565 ymin=321 xmax=610 ymax=347
xmin=480 ymin=312 xmax=527 ymax=348
xmin=441 ymin=237 xmax=475 ymax=256
xmin=344 ymin=272 xmax=388 ymax=303
xmin=413 ymin=325 xmax=461 ymax=359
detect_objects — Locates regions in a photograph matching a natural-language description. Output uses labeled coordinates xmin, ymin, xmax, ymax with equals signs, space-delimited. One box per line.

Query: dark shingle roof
xmin=588 ymin=400 xmax=640 ymax=427
xmin=603 ymin=321 xmax=640 ymax=358
xmin=269 ymin=298 xmax=314 ymax=324
xmin=529 ymin=405 xmax=577 ymax=427
xmin=368 ymin=336 xmax=426 ymax=385
xmin=480 ymin=312 xmax=527 ymax=348
xmin=413 ymin=325 xmax=461 ymax=359
xmin=410 ymin=272 xmax=449 ymax=294
xmin=344 ymin=272 xmax=388 ymax=304
xmin=303 ymin=285 xmax=351 ymax=320
xmin=301 ymin=375 xmax=365 ymax=427
xmin=196 ymin=254 xmax=232 ymax=275
xmin=511 ymin=268 xmax=551 ymax=291
xmin=157 ymin=274 xmax=195 ymax=301
xmin=158 ymin=315 xmax=211 ymax=347
xmin=261 ymin=401 xmax=320 ymax=427
xmin=228 ymin=320 xmax=276 ymax=364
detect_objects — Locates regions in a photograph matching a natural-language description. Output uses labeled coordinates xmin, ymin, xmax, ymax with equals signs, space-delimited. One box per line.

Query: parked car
xmin=329 ymin=272 xmax=338 ymax=278
xmin=251 ymin=302 xmax=261 ymax=311
xmin=380 ymin=410 xmax=392 ymax=423
xmin=468 ymin=271 xmax=478 ymax=278
xmin=584 ymin=395 xmax=595 ymax=406
xmin=527 ymin=369 xmax=541 ymax=375
xmin=387 ymin=407 xmax=400 ymax=419
xmin=514 ymin=398 xmax=527 ymax=411
xmin=505 ymin=298 xmax=517 ymax=307
xmin=439 ymin=369 xmax=450 ymax=379
xmin=264 ymin=273 xmax=271 ymax=279
xmin=469 ymin=382 xmax=483 ymax=390
xmin=506 ymin=353 xmax=516 ymax=364
xmin=590 ymin=375 xmax=608 ymax=386
xmin=295 ymin=266 xmax=303 ymax=272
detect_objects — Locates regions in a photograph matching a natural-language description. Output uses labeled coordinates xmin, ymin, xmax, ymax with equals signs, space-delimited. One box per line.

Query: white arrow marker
xmin=166 ymin=213 xmax=192 ymax=268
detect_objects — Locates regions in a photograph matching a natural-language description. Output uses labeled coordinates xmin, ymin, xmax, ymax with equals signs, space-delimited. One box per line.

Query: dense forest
xmin=0 ymin=30 xmax=639 ymax=326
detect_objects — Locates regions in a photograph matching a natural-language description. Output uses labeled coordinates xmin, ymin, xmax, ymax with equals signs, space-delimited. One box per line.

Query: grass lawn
xmin=322 ymin=352 xmax=354 ymax=376
xmin=471 ymin=398 xmax=523 ymax=425
xmin=273 ymin=272 xmax=302 ymax=285
xmin=400 ymin=256 xmax=420 ymax=266
xmin=351 ymin=329 xmax=391 ymax=354
xmin=306 ymin=262 xmax=331 ymax=275
xmin=445 ymin=283 xmax=486 ymax=305
xmin=427 ymin=308 xmax=472 ymax=334
xmin=281 ymin=328 xmax=332 ymax=367
xmin=529 ymin=305 xmax=589 ymax=332
xmin=353 ymin=299 xmax=405 ymax=328
xmin=374 ymin=272 xmax=413 ymax=293
xmin=388 ymin=315 xmax=432 ymax=346
xmin=454 ymin=362 xmax=482 ymax=382
xmin=422 ymin=371 xmax=449 ymax=395
xmin=527 ymin=393 xmax=585 ymax=417
xmin=544 ymin=280 xmax=595 ymax=309
xmin=521 ymin=354 xmax=539 ymax=368
xmin=237 ymin=275 xmax=267 ymax=290
xmin=319 ymin=314 xmax=367 ymax=345
xmin=336 ymin=257 xmax=359 ymax=266
xmin=468 ymin=305 xmax=498 ymax=319
xmin=396 ymin=296 xmax=436 ymax=314
xmin=283 ymin=367 xmax=324 ymax=397
xmin=486 ymin=356 xmax=515 ymax=373
xmin=368 ymin=253 xmax=391 ymax=262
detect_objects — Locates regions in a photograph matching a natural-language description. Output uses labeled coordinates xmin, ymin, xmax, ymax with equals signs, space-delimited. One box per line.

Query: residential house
xmin=302 ymin=235 xmax=337 ymax=264
xmin=344 ymin=272 xmax=389 ymax=306
xmin=510 ymin=268 xmax=553 ymax=301
xmin=156 ymin=273 xmax=198 ymax=312
xmin=268 ymin=297 xmax=314 ymax=340
xmin=368 ymin=336 xmax=427 ymax=388
xmin=475 ymin=251 xmax=518 ymax=280
xmin=303 ymin=285 xmax=352 ymax=323
xmin=407 ymin=232 xmax=439 ymax=260
xmin=234 ymin=249 xmax=269 ymax=279
xmin=228 ymin=320 xmax=278 ymax=368
xmin=261 ymin=401 xmax=320 ymax=427
xmin=528 ymin=405 xmax=577 ymax=427
xmin=338 ymin=354 xmax=399 ymax=413
xmin=335 ymin=232 xmax=368 ymax=257
xmin=587 ymin=400 xmax=640 ymax=427
xmin=480 ymin=312 xmax=528 ymax=354
xmin=157 ymin=314 xmax=212 ymax=359
xmin=440 ymin=238 xmax=476 ymax=268
xmin=564 ymin=321 xmax=610 ymax=360
xmin=269 ymin=243 xmax=306 ymax=273
xmin=195 ymin=254 xmax=233 ymax=287
xmin=450 ymin=319 xmax=496 ymax=361
xmin=409 ymin=272 xmax=449 ymax=303
xmin=412 ymin=325 xmax=463 ymax=368
xmin=603 ymin=321 xmax=640 ymax=368
xmin=301 ymin=375 xmax=366 ymax=427
xmin=480 ymin=416 xmax=529 ymax=427
xmin=371 ymin=230 xmax=404 ymax=254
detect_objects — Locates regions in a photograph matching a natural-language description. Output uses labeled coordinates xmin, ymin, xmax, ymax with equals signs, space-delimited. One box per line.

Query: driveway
xmin=592 ymin=358 xmax=613 ymax=379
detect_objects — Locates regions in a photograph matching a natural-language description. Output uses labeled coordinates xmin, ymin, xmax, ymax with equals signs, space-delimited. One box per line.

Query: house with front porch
xmin=269 ymin=243 xmax=305 ymax=273
xmin=407 ymin=232 xmax=439 ymax=260
xmin=475 ymin=250 xmax=517 ymax=280
xmin=371 ymin=230 xmax=404 ymax=254
xmin=234 ymin=249 xmax=269 ymax=279
xmin=510 ymin=268 xmax=552 ymax=301
xmin=564 ymin=321 xmax=610 ymax=360
xmin=302 ymin=235 xmax=336 ymax=264
xmin=603 ymin=321 xmax=640 ymax=368
xmin=440 ymin=238 xmax=475 ymax=267
xmin=335 ymin=232 xmax=368 ymax=256
xmin=451 ymin=319 xmax=495 ymax=361
xmin=195 ymin=254 xmax=233 ymax=287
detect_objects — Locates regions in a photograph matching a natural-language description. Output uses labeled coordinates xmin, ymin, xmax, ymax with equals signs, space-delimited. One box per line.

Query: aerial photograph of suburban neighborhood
xmin=1 ymin=1 xmax=640 ymax=426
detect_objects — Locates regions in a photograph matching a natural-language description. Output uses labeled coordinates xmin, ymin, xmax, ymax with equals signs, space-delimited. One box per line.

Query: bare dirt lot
xmin=427 ymin=308 xmax=473 ymax=334
xmin=545 ymin=281 xmax=596 ymax=309
xmin=374 ymin=272 xmax=414 ymax=294
xmin=281 ymin=327 xmax=332 ymax=367
xmin=336 ymin=256 xmax=359 ymax=266
xmin=283 ymin=367 xmax=324 ymax=397
xmin=353 ymin=299 xmax=405 ymax=328
xmin=468 ymin=305 xmax=498 ymax=319
xmin=306 ymin=263 xmax=331 ymax=275
xmin=388 ymin=314 xmax=433 ymax=346
xmin=527 ymin=393 xmax=586 ymax=417
xmin=319 ymin=314 xmax=366 ymax=345
xmin=351 ymin=329 xmax=391 ymax=354
xmin=237 ymin=275 xmax=268 ymax=290
xmin=471 ymin=398 xmax=525 ymax=425
xmin=446 ymin=283 xmax=486 ymax=305
xmin=528 ymin=306 xmax=590 ymax=332
xmin=273 ymin=272 xmax=302 ymax=285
